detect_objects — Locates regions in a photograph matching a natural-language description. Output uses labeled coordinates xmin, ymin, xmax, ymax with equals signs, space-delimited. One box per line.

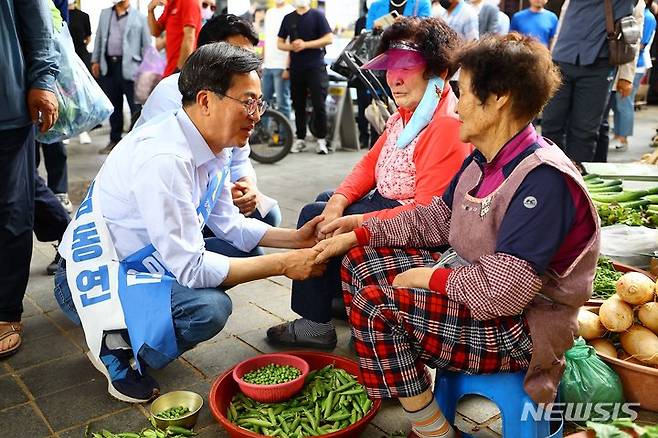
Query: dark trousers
xmin=542 ymin=59 xmax=615 ymax=164
xmin=594 ymin=91 xmax=615 ymax=163
xmin=290 ymin=67 xmax=328 ymax=140
xmin=101 ymin=57 xmax=140 ymax=143
xmin=0 ymin=127 xmax=35 ymax=322
xmin=355 ymin=84 xmax=374 ymax=149
xmin=36 ymin=141 xmax=68 ymax=194
xmin=34 ymin=172 xmax=71 ymax=243
xmin=291 ymin=190 xmax=402 ymax=323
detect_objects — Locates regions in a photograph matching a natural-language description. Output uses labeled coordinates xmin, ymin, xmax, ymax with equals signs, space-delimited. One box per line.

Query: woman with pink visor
xmin=267 ymin=17 xmax=471 ymax=351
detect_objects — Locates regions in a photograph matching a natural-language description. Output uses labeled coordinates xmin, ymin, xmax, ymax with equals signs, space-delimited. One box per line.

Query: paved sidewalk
xmin=3 ymin=107 xmax=658 ymax=438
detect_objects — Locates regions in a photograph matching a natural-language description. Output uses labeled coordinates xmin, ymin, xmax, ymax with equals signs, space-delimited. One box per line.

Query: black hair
xmin=179 ymin=42 xmax=261 ymax=106
xmin=197 ymin=13 xmax=259 ymax=47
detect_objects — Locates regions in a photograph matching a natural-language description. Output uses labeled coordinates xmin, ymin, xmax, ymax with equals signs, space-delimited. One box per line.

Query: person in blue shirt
xmin=611 ymin=0 xmax=657 ymax=150
xmin=366 ymin=0 xmax=432 ymax=30
xmin=510 ymin=0 xmax=558 ymax=47
xmin=0 ymin=0 xmax=59 ymax=359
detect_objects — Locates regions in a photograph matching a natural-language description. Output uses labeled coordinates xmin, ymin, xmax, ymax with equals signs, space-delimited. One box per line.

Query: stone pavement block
xmin=182 ymin=337 xmax=259 ymax=379
xmin=26 ymin=277 xmax=60 ymax=313
xmin=235 ymin=327 xmax=287 ymax=354
xmin=37 ymin=379 xmax=126 ymax=431
xmin=22 ymin=299 xmax=42 ymax=318
xmin=0 ymin=375 xmax=29 ymax=410
xmin=228 ymin=278 xmax=291 ymax=301
xmin=57 ymin=407 xmax=148 ymax=438
xmin=194 ymin=423 xmax=230 ymax=437
xmin=46 ymin=309 xmax=80 ymax=332
xmin=250 ymin=291 xmax=299 ymax=321
xmin=456 ymin=395 xmax=500 ymax=424
xmin=20 ymin=313 xmax=62 ymax=342
xmin=222 ymin=302 xmax=284 ymax=337
xmin=0 ymin=403 xmax=52 ymax=438
xmin=19 ymin=353 xmax=98 ymax=399
xmin=148 ymin=358 xmax=204 ymax=394
xmin=5 ymin=331 xmax=79 ymax=371
xmin=454 ymin=412 xmax=502 ymax=438
xmin=268 ymin=275 xmax=292 ymax=290
xmin=371 ymin=399 xmax=410 ymax=435
xmin=66 ymin=327 xmax=90 ymax=351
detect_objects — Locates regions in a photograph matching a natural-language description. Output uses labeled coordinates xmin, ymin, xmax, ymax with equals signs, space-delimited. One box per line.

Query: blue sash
xmin=118 ymin=161 xmax=230 ymax=372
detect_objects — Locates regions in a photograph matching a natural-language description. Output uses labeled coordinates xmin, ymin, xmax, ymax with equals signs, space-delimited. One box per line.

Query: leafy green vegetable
xmin=593 ymin=257 xmax=623 ymax=299
xmin=586 ymin=421 xmax=633 ymax=438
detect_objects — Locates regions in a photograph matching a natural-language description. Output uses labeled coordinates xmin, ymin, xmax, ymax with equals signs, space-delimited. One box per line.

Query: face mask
xmin=292 ymin=0 xmax=310 ymax=8
xmin=111 ymin=0 xmax=124 ymax=5
xmin=202 ymin=7 xmax=214 ymax=20
xmin=275 ymin=0 xmax=286 ymax=5
xmin=439 ymin=0 xmax=453 ymax=9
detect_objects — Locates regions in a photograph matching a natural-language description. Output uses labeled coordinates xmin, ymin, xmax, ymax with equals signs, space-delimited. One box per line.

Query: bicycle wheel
xmin=249 ymin=109 xmax=294 ymax=164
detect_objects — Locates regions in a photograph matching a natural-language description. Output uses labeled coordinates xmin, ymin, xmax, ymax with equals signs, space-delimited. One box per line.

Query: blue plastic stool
xmin=434 ymin=371 xmax=563 ymax=438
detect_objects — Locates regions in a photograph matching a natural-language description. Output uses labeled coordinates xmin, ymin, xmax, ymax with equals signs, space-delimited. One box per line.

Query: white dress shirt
xmin=67 ymin=110 xmax=270 ymax=289
xmin=135 ymin=73 xmax=257 ymax=183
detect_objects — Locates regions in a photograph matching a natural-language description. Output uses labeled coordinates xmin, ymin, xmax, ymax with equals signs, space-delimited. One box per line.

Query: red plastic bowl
xmin=232 ymin=353 xmax=310 ymax=403
xmin=211 ymin=351 xmax=382 ymax=438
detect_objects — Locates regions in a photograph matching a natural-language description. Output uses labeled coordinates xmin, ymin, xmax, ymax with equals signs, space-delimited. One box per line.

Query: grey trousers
xmin=542 ymin=58 xmax=615 ymax=164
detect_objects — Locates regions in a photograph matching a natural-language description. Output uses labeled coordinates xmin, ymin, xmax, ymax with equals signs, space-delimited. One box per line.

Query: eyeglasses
xmin=202 ymin=2 xmax=216 ymax=11
xmin=215 ymin=92 xmax=268 ymax=116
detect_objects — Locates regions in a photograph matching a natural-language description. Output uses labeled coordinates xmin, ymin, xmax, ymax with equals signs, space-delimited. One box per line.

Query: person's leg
xmin=541 ymin=61 xmax=574 ymax=151
xmin=104 ymin=62 xmax=125 ymax=145
xmin=270 ymin=192 xmax=402 ymax=348
xmin=564 ymin=60 xmax=615 ymax=163
xmin=278 ymin=71 xmax=292 ymax=120
xmin=594 ymin=92 xmax=614 ymax=162
xmin=262 ymin=68 xmax=276 ymax=108
xmin=0 ymin=127 xmax=35 ymax=357
xmin=34 ymin=171 xmax=71 ymax=274
xmin=123 ymin=79 xmax=141 ymax=132
xmin=204 ymin=237 xmax=264 ymax=257
xmin=309 ymin=67 xmax=329 ymax=141
xmin=613 ymin=89 xmax=634 ymax=140
xmin=290 ymin=69 xmax=308 ymax=141
xmin=343 ymin=250 xmax=532 ymax=437
xmin=355 ymin=84 xmax=372 ymax=149
xmin=41 ymin=141 xmax=68 ymax=194
xmin=249 ymin=204 xmax=282 ymax=227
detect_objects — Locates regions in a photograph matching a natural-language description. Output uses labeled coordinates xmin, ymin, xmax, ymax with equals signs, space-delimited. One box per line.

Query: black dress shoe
xmin=266 ymin=321 xmax=337 ymax=350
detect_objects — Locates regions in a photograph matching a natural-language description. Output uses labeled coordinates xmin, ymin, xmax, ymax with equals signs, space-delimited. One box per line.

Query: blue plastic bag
xmin=37 ymin=24 xmax=113 ymax=143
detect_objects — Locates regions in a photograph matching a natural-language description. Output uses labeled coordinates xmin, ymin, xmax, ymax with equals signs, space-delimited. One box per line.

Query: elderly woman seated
xmin=267 ymin=17 xmax=471 ymax=349
xmin=313 ymin=34 xmax=600 ymax=438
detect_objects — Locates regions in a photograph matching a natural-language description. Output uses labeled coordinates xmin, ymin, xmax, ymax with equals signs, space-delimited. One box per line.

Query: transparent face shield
xmin=361 ymin=41 xmax=426 ymax=71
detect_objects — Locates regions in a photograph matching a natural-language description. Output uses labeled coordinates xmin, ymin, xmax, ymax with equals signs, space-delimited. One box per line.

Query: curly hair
xmin=454 ymin=33 xmax=562 ymax=121
xmin=376 ymin=16 xmax=462 ymax=78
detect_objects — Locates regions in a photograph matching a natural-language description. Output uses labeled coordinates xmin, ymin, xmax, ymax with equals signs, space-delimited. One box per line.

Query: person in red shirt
xmin=266 ymin=17 xmax=471 ymax=350
xmin=147 ymin=0 xmax=201 ymax=77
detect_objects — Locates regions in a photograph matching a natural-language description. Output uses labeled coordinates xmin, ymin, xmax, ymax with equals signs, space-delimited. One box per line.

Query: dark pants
xmin=594 ymin=91 xmax=615 ymax=163
xmin=291 ymin=190 xmax=402 ymax=323
xmin=290 ymin=67 xmax=328 ymax=140
xmin=355 ymin=84 xmax=374 ymax=149
xmin=0 ymin=127 xmax=35 ymax=322
xmin=101 ymin=57 xmax=140 ymax=143
xmin=542 ymin=59 xmax=615 ymax=163
xmin=34 ymin=173 xmax=71 ymax=243
xmin=36 ymin=141 xmax=68 ymax=194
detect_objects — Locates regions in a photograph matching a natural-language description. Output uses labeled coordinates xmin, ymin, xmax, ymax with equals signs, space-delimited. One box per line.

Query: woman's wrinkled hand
xmin=313 ymin=232 xmax=358 ymax=264
xmin=392 ymin=267 xmax=434 ymax=289
xmin=315 ymin=205 xmax=343 ymax=240
xmin=319 ymin=214 xmax=363 ymax=239
xmin=282 ymin=248 xmax=327 ymax=280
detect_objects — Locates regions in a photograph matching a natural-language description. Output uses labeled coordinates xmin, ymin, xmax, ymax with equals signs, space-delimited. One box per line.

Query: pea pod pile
xmin=242 ymin=364 xmax=301 ymax=385
xmin=228 ymin=364 xmax=373 ymax=437
xmin=156 ymin=406 xmax=191 ymax=419
xmin=87 ymin=423 xmax=196 ymax=438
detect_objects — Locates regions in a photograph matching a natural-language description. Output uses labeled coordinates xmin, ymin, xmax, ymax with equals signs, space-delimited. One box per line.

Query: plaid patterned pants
xmin=341 ymin=246 xmax=534 ymax=399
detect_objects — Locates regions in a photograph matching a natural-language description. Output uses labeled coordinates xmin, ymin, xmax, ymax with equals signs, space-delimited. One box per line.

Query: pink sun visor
xmin=361 ymin=41 xmax=426 ymax=70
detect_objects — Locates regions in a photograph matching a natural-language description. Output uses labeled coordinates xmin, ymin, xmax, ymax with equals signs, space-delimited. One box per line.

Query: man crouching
xmin=53 ymin=42 xmax=325 ymax=403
